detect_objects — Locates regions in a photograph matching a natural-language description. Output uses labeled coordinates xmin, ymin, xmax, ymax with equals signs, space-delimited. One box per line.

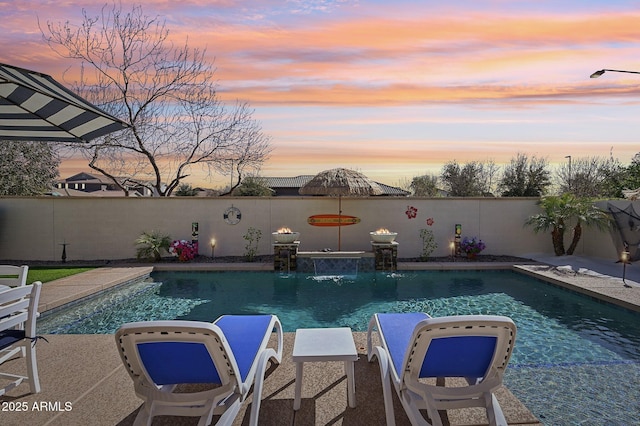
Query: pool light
xmin=210 ymin=238 xmax=216 ymax=257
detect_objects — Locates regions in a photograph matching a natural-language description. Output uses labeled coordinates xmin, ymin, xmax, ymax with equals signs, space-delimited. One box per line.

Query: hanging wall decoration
xmin=223 ymin=206 xmax=241 ymax=225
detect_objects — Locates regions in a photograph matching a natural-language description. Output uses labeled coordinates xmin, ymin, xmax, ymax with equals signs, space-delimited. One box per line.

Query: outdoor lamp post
xmin=210 ymin=238 xmax=216 ymax=257
xmin=619 ymin=242 xmax=632 ymax=288
xmin=590 ymin=69 xmax=640 ymax=78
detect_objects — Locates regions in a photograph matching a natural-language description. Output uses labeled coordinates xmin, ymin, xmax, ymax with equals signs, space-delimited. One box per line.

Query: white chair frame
xmin=0 ymin=265 xmax=28 ymax=291
xmin=367 ymin=314 xmax=516 ymax=426
xmin=116 ymin=316 xmax=283 ymax=426
xmin=0 ymin=281 xmax=42 ymax=395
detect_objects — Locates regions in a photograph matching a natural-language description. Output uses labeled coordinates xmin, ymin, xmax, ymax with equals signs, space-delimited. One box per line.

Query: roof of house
xmin=59 ymin=172 xmax=117 ymax=185
xmin=262 ymin=175 xmax=410 ymax=196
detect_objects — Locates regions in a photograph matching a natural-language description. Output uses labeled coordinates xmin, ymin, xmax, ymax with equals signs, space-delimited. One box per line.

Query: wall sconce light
xmin=210 ymin=238 xmax=216 ymax=257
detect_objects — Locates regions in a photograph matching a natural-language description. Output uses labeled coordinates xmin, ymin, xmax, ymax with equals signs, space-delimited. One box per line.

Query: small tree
xmin=525 ymin=194 xmax=573 ymax=256
xmin=624 ymin=152 xmax=640 ymax=190
xmin=441 ymin=160 xmax=497 ymax=196
xmin=419 ymin=228 xmax=438 ymax=260
xmin=525 ymin=194 xmax=610 ymax=256
xmin=556 ymin=156 xmax=623 ymax=198
xmin=409 ymin=174 xmax=439 ymax=197
xmin=243 ymin=227 xmax=262 ymax=261
xmin=234 ymin=176 xmax=273 ymax=196
xmin=0 ymin=141 xmax=59 ymax=195
xmin=499 ymin=153 xmax=551 ymax=197
xmin=174 ymin=183 xmax=199 ymax=197
xmin=598 ymin=157 xmax=627 ymax=199
xmin=565 ymin=198 xmax=611 ymax=255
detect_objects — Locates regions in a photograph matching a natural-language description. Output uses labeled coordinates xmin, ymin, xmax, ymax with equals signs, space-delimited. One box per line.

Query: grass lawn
xmin=27 ymin=267 xmax=95 ymax=284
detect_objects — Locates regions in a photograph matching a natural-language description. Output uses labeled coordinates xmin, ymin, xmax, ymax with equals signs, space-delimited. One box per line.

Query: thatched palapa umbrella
xmin=299 ymin=168 xmax=384 ymax=250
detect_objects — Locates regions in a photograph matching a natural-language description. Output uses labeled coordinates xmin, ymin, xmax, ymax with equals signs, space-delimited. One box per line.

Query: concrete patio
xmin=0 ymin=332 xmax=540 ymax=426
xmin=1 ymin=255 xmax=639 ymax=425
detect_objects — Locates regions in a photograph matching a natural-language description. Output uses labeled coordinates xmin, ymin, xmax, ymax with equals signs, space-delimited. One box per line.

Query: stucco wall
xmin=0 ymin=196 xmax=631 ymax=262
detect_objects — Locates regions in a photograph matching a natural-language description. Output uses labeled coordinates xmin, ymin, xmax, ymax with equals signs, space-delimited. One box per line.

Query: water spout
xmin=312 ymin=257 xmax=359 ymax=279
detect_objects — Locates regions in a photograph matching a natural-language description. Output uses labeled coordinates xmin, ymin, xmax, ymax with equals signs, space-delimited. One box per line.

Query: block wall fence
xmin=0 ymin=197 xmax=634 ymax=262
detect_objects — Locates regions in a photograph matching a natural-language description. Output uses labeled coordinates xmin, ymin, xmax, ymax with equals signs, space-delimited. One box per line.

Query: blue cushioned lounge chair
xmin=115 ymin=315 xmax=283 ymax=426
xmin=367 ymin=313 xmax=516 ymax=426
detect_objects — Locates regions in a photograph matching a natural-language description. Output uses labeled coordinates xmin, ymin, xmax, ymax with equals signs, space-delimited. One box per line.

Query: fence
xmin=0 ymin=196 xmax=631 ymax=262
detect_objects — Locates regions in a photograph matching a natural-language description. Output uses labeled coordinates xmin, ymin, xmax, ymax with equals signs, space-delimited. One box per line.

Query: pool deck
xmin=2 ymin=255 xmax=639 ymax=425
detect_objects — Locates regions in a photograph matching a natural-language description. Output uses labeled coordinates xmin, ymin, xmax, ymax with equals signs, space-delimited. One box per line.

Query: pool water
xmin=39 ymin=270 xmax=640 ymax=425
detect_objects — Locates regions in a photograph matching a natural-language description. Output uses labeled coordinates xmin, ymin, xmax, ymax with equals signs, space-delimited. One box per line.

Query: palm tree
xmin=565 ymin=198 xmax=611 ymax=255
xmin=525 ymin=194 xmax=611 ymax=256
xmin=525 ymin=194 xmax=573 ymax=256
xmin=135 ymin=231 xmax=171 ymax=261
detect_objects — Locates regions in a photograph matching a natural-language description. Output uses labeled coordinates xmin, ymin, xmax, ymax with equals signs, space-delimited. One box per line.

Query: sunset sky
xmin=2 ymin=0 xmax=640 ymax=187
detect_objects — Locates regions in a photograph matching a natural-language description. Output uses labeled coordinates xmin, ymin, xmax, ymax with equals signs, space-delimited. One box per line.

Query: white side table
xmin=292 ymin=327 xmax=359 ymax=410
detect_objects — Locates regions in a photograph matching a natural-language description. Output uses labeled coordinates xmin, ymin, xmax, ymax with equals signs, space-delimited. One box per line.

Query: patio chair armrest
xmin=366 ymin=315 xmax=378 ymax=361
xmin=369 ymin=345 xmax=396 ymax=426
xmin=249 ymin=347 xmax=279 ymax=426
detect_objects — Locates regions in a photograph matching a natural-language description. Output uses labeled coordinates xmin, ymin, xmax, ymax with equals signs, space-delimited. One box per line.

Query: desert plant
xmin=524 ymin=194 xmax=609 ymax=256
xmin=525 ymin=195 xmax=571 ymax=256
xmin=565 ymin=198 xmax=611 ymax=255
xmin=243 ymin=227 xmax=262 ymax=261
xmin=135 ymin=231 xmax=171 ymax=261
xmin=419 ymin=228 xmax=438 ymax=260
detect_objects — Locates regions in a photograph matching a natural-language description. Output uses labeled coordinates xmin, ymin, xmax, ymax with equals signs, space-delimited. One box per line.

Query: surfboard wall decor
xmin=307 ymin=214 xmax=361 ymax=227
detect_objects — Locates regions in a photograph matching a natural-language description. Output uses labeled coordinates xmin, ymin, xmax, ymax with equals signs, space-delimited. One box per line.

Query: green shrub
xmin=243 ymin=227 xmax=262 ymax=261
xmin=135 ymin=230 xmax=171 ymax=261
xmin=419 ymin=228 xmax=438 ymax=260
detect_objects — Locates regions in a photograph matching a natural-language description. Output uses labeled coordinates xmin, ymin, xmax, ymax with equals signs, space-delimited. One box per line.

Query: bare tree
xmin=42 ymin=3 xmax=271 ymax=196
xmin=556 ymin=156 xmax=622 ymax=198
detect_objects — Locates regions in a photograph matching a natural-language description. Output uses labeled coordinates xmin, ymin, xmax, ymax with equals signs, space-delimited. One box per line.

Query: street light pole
xmin=565 ymin=155 xmax=572 ymax=192
xmin=590 ymin=69 xmax=640 ymax=78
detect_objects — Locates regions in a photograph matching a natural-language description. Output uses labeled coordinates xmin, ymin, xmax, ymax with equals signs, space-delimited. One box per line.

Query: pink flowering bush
xmin=460 ymin=237 xmax=486 ymax=255
xmin=169 ymin=240 xmax=197 ymax=262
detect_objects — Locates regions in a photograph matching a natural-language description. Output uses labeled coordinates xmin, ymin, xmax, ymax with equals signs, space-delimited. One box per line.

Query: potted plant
xmin=460 ymin=237 xmax=485 ymax=259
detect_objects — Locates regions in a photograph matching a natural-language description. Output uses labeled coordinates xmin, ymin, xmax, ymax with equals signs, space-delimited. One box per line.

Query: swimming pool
xmin=39 ymin=270 xmax=640 ymax=425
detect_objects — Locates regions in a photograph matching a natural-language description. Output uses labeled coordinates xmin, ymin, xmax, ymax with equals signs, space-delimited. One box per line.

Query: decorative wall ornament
xmin=223 ymin=206 xmax=241 ymax=225
xmin=405 ymin=206 xmax=418 ymax=219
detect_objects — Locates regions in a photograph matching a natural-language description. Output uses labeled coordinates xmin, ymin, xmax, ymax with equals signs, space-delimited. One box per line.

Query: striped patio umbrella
xmin=0 ymin=63 xmax=128 ymax=143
